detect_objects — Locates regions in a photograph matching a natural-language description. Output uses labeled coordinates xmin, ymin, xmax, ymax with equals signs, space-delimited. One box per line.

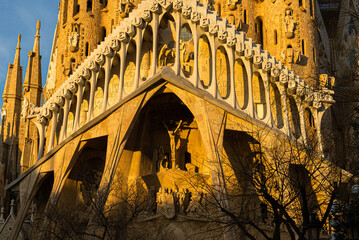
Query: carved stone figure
xmin=155 ymin=145 xmax=171 ymax=172
xmin=1 ymin=107 xmax=6 ymax=119
xmin=163 ymin=120 xmax=183 ymax=168
xmin=156 ymin=188 xmax=176 ymax=218
xmin=119 ymin=0 xmax=133 ymax=18
xmin=187 ymin=191 xmax=203 ymax=214
xmin=178 ymin=189 xmax=190 ymax=213
xmin=282 ymin=47 xmax=301 ymax=65
xmin=180 ymin=40 xmax=194 ymax=75
xmin=158 ymin=44 xmax=176 ymax=67
xmin=284 ymin=8 xmax=295 ymax=39
xmin=68 ymin=24 xmax=80 ymax=52
xmin=21 ymin=98 xmax=29 ymax=118
xmin=227 ymin=0 xmax=238 ymax=10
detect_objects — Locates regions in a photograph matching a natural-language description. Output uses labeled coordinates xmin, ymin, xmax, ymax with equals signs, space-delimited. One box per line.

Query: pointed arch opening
xmin=57 ymin=137 xmax=106 ymax=212
xmin=80 ymin=82 xmax=90 ymax=127
xmin=30 ymin=173 xmax=54 ymax=238
xmin=94 ymin=68 xmax=105 ymax=117
xmin=287 ymin=96 xmax=301 ymax=139
xmin=140 ymin=26 xmax=153 ymax=82
xmin=86 ymin=0 xmax=92 ymax=12
xmin=252 ymin=72 xmax=266 ymax=120
xmin=270 ymin=83 xmax=284 ymax=129
xmin=304 ymin=108 xmax=317 ymax=146
xmin=108 ymin=54 xmax=120 ymax=107
xmin=124 ymin=40 xmax=136 ymax=94
xmin=158 ymin=12 xmax=176 ymax=69
xmin=180 ymin=23 xmax=194 ymax=78
xmin=67 ymin=95 xmax=77 ymax=137
xmin=120 ymin=91 xmax=209 ymax=185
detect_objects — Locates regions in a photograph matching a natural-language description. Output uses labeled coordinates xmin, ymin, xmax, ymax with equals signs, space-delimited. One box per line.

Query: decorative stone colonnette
xmin=30 ymin=0 xmax=335 ymax=162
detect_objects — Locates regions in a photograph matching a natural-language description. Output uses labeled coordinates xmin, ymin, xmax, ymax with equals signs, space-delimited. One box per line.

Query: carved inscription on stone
xmin=235 ymin=60 xmax=248 ymax=109
xmin=94 ymin=86 xmax=104 ymax=117
xmin=124 ymin=60 xmax=136 ymax=94
xmin=108 ymin=74 xmax=119 ymax=106
xmin=198 ymin=37 xmax=211 ymax=87
xmin=216 ymin=48 xmax=229 ymax=98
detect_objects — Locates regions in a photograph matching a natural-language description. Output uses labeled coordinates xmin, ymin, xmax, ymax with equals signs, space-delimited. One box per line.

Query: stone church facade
xmin=0 ymin=0 xmax=357 ymax=239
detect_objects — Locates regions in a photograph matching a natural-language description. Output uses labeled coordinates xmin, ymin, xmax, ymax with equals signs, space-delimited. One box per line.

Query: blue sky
xmin=0 ymin=0 xmax=59 ymax=106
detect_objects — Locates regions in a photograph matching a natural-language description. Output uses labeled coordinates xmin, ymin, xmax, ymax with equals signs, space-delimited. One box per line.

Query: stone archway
xmin=121 ymin=91 xmax=209 ymax=184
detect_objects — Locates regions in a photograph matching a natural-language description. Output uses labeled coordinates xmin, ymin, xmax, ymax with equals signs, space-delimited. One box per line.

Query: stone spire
xmin=1 ymin=34 xmax=23 ymax=143
xmin=23 ymin=20 xmax=42 ymax=106
xmin=18 ymin=21 xmax=43 ymax=174
xmin=3 ymin=34 xmax=22 ymax=102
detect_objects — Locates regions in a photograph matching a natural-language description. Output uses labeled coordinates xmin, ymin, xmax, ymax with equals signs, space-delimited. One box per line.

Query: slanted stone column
xmin=73 ymin=73 xmax=87 ymax=131
xmin=209 ymin=35 xmax=217 ymax=98
xmin=150 ymin=13 xmax=159 ymax=78
xmin=117 ymin=39 xmax=127 ymax=102
xmin=297 ymin=100 xmax=308 ymax=145
xmin=59 ymin=89 xmax=72 ymax=142
xmin=279 ymin=85 xmax=290 ymax=136
xmin=47 ymin=102 xmax=59 ymax=152
xmin=133 ymin=18 xmax=144 ymax=91
xmin=102 ymin=47 xmax=114 ymax=112
xmin=87 ymin=60 xmax=100 ymax=122
xmin=34 ymin=115 xmax=47 ymax=161
xmin=175 ymin=11 xmax=182 ymax=75
xmin=225 ymin=47 xmax=235 ymax=107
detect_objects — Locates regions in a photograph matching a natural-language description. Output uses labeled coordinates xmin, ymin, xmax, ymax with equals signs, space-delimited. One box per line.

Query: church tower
xmin=1 ymin=34 xmax=23 ymax=184
xmin=18 ymin=21 xmax=43 ymax=173
xmin=44 ymin=0 xmax=140 ymax=100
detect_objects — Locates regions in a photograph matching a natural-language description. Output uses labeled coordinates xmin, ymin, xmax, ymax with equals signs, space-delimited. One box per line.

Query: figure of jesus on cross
xmin=163 ymin=120 xmax=183 ymax=169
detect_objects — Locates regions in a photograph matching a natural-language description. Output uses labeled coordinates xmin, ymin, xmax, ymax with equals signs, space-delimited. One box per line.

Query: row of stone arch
xmin=40 ymin=2 xmax=320 ymax=160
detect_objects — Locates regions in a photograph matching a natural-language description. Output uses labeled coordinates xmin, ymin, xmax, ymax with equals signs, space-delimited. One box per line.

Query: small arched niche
xmin=80 ymin=82 xmax=91 ymax=127
xmin=108 ymin=54 xmax=120 ymax=107
xmin=255 ymin=17 xmax=264 ymax=47
xmin=93 ymin=68 xmax=105 ymax=117
xmin=124 ymin=40 xmax=136 ymax=94
xmin=270 ymin=83 xmax=284 ymax=128
xmin=140 ymin=26 xmax=153 ymax=82
xmin=252 ymin=72 xmax=266 ymax=120
xmin=158 ymin=13 xmax=176 ymax=69
xmin=287 ymin=96 xmax=301 ymax=139
xmin=198 ymin=35 xmax=212 ymax=88
xmin=304 ymin=108 xmax=317 ymax=146
xmin=66 ymin=95 xmax=77 ymax=136
xmin=235 ymin=59 xmax=248 ymax=109
xmin=180 ymin=23 xmax=194 ymax=78
xmin=216 ymin=46 xmax=230 ymax=99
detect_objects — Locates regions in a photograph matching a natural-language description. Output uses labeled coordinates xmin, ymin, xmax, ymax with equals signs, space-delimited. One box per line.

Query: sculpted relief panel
xmin=198 ymin=36 xmax=211 ymax=88
xmin=216 ymin=47 xmax=230 ymax=98
xmin=124 ymin=42 xmax=136 ymax=94
xmin=234 ymin=59 xmax=248 ymax=109
xmin=94 ymin=86 xmax=104 ymax=117
xmin=108 ymin=74 xmax=119 ymax=107
xmin=252 ymin=73 xmax=266 ymax=119
xmin=140 ymin=40 xmax=152 ymax=81
xmin=80 ymin=97 xmax=89 ymax=127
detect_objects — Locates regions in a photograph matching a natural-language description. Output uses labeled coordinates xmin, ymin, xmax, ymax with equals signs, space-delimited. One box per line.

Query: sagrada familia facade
xmin=0 ymin=0 xmax=358 ymax=239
